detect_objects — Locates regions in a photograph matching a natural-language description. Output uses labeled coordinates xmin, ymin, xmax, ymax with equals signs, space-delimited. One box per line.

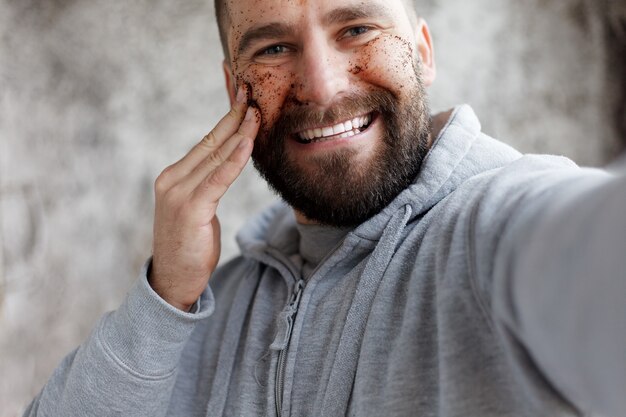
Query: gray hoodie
xmin=24 ymin=105 xmax=626 ymax=417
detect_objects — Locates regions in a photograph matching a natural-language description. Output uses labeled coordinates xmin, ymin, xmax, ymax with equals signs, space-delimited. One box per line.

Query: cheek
xmin=234 ymin=68 xmax=296 ymax=128
xmin=348 ymin=35 xmax=418 ymax=94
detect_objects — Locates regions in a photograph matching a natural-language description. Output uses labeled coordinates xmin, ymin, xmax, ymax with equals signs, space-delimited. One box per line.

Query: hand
xmin=149 ymin=86 xmax=260 ymax=311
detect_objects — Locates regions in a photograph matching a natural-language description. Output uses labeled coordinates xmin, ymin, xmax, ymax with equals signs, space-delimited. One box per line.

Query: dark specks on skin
xmin=349 ymin=65 xmax=363 ymax=74
xmin=229 ymin=22 xmax=419 ymax=132
xmin=235 ymin=68 xmax=296 ymax=130
xmin=244 ymin=81 xmax=259 ymax=109
xmin=349 ymin=33 xmax=418 ymax=82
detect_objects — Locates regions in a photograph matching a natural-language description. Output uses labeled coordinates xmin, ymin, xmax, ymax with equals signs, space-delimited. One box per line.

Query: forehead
xmin=225 ymin=0 xmax=410 ymax=47
xmin=226 ymin=0 xmax=407 ymax=22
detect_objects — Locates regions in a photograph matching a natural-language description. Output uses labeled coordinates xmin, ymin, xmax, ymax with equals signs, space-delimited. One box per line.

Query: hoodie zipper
xmin=275 ymin=278 xmax=305 ymax=417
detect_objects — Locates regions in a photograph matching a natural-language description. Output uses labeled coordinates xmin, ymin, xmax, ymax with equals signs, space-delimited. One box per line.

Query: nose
xmin=294 ymin=34 xmax=349 ymax=107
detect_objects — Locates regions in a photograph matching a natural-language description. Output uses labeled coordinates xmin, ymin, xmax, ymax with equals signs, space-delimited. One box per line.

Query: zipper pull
xmin=288 ymin=279 xmax=305 ymax=310
xmin=270 ymin=279 xmax=306 ymax=351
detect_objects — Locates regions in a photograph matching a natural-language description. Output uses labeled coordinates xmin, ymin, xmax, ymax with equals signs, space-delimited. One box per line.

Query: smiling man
xmin=225 ymin=0 xmax=434 ymax=227
xmin=24 ymin=1 xmax=626 ymax=417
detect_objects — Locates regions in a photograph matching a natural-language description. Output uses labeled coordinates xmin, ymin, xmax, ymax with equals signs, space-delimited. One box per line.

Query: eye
xmin=344 ymin=26 xmax=370 ymax=38
xmin=259 ymin=44 xmax=289 ymax=56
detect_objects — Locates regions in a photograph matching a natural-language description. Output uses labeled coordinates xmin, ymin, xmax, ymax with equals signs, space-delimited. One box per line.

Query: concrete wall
xmin=0 ymin=0 xmax=624 ymax=414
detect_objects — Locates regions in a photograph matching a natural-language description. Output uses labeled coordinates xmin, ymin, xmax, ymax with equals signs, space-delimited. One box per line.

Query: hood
xmin=236 ymin=104 xmax=522 ymax=258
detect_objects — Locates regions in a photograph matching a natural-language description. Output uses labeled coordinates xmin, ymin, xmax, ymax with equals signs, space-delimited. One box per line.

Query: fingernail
xmin=244 ymin=106 xmax=254 ymax=122
xmin=236 ymin=86 xmax=246 ymax=104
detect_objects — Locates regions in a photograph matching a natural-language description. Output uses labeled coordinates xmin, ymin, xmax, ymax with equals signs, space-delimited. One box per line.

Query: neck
xmin=429 ymin=108 xmax=453 ymax=146
xmin=295 ymin=210 xmax=317 ymax=225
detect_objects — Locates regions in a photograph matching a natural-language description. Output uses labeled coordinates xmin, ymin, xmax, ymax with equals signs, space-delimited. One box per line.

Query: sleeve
xmin=22 ymin=260 xmax=215 ymax=417
xmin=473 ymin=155 xmax=626 ymax=417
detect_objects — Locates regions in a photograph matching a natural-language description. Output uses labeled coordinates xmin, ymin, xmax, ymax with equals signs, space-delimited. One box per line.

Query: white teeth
xmin=298 ymin=113 xmax=372 ymax=142
xmin=353 ymin=115 xmax=367 ymax=129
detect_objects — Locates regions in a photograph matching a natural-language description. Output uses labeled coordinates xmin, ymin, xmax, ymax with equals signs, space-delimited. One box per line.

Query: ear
xmin=223 ymin=60 xmax=237 ymax=106
xmin=414 ymin=19 xmax=436 ymax=87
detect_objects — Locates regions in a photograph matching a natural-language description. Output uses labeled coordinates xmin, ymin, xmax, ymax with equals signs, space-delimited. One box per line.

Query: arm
xmin=24 ymin=85 xmax=260 ymax=416
xmin=23 ymin=267 xmax=214 ymax=417
xmin=485 ymin=157 xmax=626 ymax=416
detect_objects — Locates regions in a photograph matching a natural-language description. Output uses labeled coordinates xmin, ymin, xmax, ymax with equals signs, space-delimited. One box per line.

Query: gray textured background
xmin=1 ymin=0 xmax=625 ymax=415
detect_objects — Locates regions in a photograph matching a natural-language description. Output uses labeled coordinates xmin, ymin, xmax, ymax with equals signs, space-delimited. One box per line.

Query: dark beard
xmin=251 ymin=76 xmax=431 ymax=227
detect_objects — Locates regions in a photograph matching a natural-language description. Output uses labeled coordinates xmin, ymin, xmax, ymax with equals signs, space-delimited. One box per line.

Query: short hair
xmin=214 ymin=0 xmax=419 ymax=61
xmin=214 ymin=0 xmax=230 ymax=60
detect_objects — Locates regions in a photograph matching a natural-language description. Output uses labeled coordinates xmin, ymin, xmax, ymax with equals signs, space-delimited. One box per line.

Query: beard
xmin=251 ymin=71 xmax=431 ymax=228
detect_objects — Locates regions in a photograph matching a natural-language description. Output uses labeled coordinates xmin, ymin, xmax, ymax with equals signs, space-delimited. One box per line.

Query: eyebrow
xmin=321 ymin=4 xmax=394 ymax=26
xmin=236 ymin=3 xmax=393 ymax=56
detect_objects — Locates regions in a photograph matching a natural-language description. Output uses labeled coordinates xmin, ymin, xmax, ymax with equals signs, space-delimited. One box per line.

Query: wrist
xmin=147 ymin=263 xmax=194 ymax=312
xmin=162 ymin=297 xmax=194 ymax=312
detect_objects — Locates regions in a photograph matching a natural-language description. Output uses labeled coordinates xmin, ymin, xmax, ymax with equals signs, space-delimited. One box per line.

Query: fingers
xmin=156 ymin=104 xmax=259 ymax=210
xmin=188 ymin=106 xmax=259 ymax=202
xmin=150 ymin=87 xmax=259 ymax=311
xmin=158 ymin=86 xmax=250 ymax=188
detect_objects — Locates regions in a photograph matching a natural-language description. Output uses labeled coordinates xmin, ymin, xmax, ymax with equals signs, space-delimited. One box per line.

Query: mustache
xmin=265 ymin=89 xmax=399 ymax=137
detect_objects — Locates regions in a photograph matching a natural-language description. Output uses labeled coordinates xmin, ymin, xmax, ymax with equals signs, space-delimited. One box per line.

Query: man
xmin=25 ymin=0 xmax=625 ymax=416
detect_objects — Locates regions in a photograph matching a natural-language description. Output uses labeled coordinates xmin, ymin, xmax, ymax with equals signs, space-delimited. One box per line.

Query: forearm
xmin=24 ymin=263 xmax=214 ymax=417
xmin=494 ymin=169 xmax=626 ymax=416
xmin=24 ymin=325 xmax=177 ymax=417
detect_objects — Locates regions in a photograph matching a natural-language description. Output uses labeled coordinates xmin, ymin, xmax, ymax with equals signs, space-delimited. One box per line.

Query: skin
xmin=222 ymin=0 xmax=438 ymax=223
xmin=150 ymin=92 xmax=260 ymax=311
xmin=150 ymin=0 xmax=440 ymax=310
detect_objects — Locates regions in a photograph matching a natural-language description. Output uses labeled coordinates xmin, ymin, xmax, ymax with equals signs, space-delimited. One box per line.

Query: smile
xmin=295 ymin=113 xmax=373 ymax=144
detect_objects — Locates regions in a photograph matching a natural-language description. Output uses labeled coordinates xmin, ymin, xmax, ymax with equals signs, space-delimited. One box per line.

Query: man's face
xmin=224 ymin=0 xmax=434 ymax=226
